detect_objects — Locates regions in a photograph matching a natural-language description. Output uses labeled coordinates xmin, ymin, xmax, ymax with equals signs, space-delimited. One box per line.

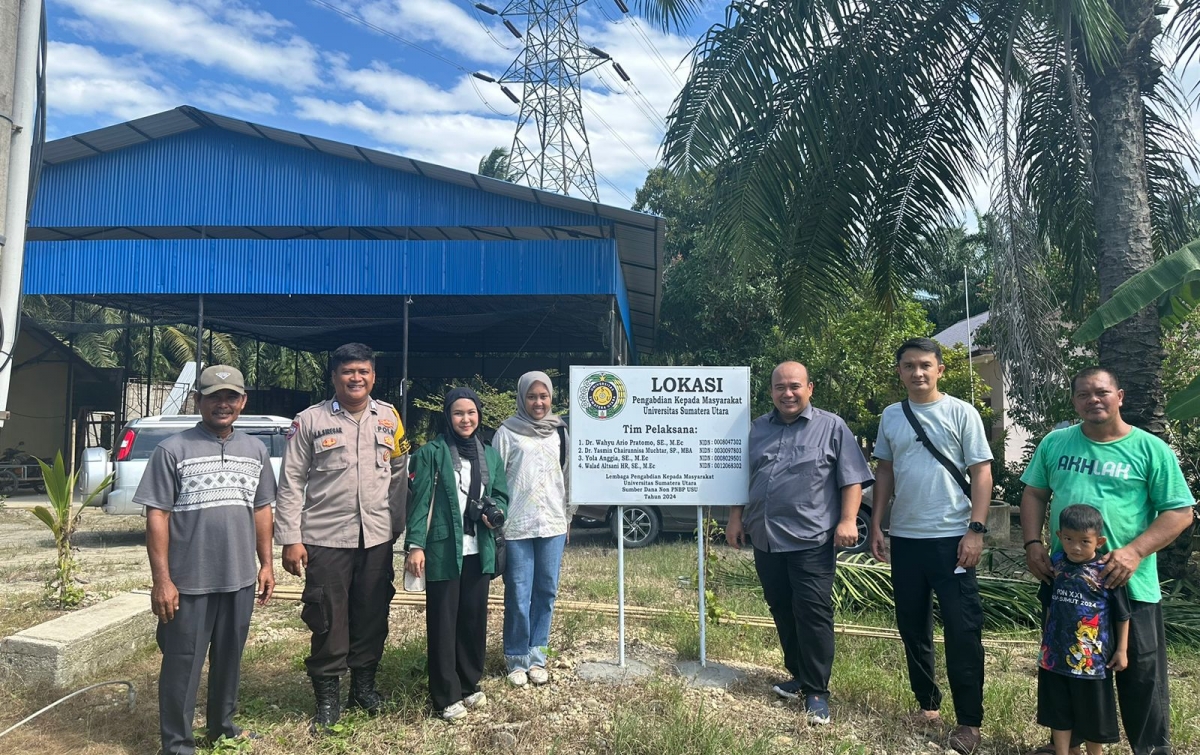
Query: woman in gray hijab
xmin=491 ymin=371 xmax=570 ymax=687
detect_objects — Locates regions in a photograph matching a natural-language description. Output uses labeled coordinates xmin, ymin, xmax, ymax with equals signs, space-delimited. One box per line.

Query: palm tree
xmin=24 ymin=296 xmax=240 ymax=376
xmin=914 ymin=222 xmax=992 ymax=332
xmin=647 ymin=0 xmax=1199 ymax=435
xmin=478 ymin=147 xmax=517 ymax=181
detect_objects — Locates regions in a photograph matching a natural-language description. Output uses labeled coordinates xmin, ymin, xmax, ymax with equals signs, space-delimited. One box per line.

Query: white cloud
xmin=293 ymin=96 xmax=515 ymax=170
xmin=346 ymin=0 xmax=518 ymax=68
xmin=44 ymin=0 xmax=700 ymax=204
xmin=57 ymin=0 xmax=323 ymax=90
xmin=327 ymin=56 xmax=529 ymax=119
xmin=193 ymin=83 xmax=280 ymax=116
xmin=47 ymin=41 xmax=179 ymax=119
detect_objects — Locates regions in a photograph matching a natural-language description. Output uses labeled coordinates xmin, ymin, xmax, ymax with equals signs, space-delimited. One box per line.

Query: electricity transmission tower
xmin=473 ymin=0 xmax=630 ymax=201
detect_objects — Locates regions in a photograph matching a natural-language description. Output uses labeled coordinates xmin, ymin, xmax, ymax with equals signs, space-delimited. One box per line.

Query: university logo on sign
xmin=579 ymin=372 xmax=627 ymax=420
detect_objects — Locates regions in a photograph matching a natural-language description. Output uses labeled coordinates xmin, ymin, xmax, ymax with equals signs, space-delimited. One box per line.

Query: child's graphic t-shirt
xmin=1038 ymin=551 xmax=1131 ymax=679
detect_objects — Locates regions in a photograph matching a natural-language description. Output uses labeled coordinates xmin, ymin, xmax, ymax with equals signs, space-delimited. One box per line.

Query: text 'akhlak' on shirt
xmin=1056 ymin=455 xmax=1131 ymax=480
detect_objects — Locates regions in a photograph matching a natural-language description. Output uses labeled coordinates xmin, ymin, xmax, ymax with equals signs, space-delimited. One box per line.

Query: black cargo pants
xmin=301 ymin=540 xmax=395 ymax=677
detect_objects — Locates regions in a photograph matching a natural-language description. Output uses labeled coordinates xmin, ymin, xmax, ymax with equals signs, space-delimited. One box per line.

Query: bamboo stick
xmin=268 ymin=587 xmax=1036 ymax=646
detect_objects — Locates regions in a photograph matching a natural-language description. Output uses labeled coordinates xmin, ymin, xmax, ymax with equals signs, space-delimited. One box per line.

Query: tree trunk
xmin=1088 ymin=0 xmax=1193 ymax=579
xmin=1088 ymin=0 xmax=1164 ymax=435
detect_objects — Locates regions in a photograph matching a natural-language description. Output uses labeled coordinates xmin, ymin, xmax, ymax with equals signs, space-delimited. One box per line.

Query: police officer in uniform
xmin=276 ymin=343 xmax=410 ymax=733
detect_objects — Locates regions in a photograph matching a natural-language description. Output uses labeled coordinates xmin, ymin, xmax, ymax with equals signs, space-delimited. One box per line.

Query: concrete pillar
xmin=0 ymin=0 xmax=19 ymax=223
xmin=0 ymin=0 xmax=41 ymax=429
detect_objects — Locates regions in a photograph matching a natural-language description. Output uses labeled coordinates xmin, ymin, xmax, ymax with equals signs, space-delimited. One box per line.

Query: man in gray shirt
xmin=726 ymin=361 xmax=872 ymax=724
xmin=134 ymin=365 xmax=276 ymax=755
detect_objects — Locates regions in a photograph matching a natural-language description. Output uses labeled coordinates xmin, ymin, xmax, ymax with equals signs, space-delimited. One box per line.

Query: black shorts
xmin=1036 ymin=668 xmax=1119 ymax=743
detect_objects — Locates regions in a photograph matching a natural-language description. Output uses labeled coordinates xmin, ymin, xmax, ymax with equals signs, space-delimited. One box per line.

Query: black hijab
xmin=444 ymin=387 xmax=484 ymax=531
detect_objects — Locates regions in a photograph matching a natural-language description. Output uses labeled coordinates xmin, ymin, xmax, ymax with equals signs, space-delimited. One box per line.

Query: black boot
xmin=347 ymin=664 xmax=386 ymax=715
xmin=309 ymin=675 xmax=341 ymax=735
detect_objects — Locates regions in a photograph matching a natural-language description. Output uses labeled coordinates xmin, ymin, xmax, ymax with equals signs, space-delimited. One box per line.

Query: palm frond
xmin=988 ymin=91 xmax=1069 ymax=422
xmin=628 ymin=0 xmax=705 ymax=31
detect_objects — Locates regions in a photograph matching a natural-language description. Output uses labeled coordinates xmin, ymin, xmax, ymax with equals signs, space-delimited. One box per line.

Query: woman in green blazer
xmin=405 ymin=387 xmax=509 ymax=721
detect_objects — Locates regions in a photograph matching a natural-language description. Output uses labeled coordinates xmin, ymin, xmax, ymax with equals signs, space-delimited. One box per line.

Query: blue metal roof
xmin=32 ymin=129 xmax=606 ymax=229
xmin=26 ymin=106 xmax=662 ymax=356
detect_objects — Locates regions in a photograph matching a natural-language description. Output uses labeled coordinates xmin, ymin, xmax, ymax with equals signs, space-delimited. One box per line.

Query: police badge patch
xmin=286 ymin=420 xmax=299 ymax=440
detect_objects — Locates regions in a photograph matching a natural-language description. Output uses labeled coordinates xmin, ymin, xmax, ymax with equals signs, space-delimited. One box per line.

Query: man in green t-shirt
xmin=1020 ymin=367 xmax=1194 ymax=755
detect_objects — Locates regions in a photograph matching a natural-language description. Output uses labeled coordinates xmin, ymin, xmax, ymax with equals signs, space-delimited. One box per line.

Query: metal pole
xmin=65 ymin=299 xmax=75 ymax=474
xmin=697 ymin=506 xmax=707 ymax=667
xmin=145 ymin=315 xmax=154 ymax=418
xmin=194 ymin=294 xmax=204 ymax=382
xmin=402 ymin=297 xmax=410 ymax=429
xmin=617 ymin=504 xmax=626 ymax=668
xmin=964 ymin=265 xmax=975 ymax=405
xmin=120 ymin=308 xmax=131 ymax=427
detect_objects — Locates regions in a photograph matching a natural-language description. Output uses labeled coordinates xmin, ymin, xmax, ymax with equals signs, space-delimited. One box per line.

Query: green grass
xmin=1 ymin=522 xmax=1198 ymax=754
xmin=604 ymin=680 xmax=777 ymax=755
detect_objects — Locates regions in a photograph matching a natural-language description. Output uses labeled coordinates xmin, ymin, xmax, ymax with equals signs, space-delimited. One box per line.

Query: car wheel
xmin=610 ymin=505 xmax=661 ymax=548
xmin=839 ymin=507 xmax=872 ymax=555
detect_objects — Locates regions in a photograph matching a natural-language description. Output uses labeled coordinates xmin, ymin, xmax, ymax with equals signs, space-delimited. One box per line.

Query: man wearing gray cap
xmin=135 ymin=365 xmax=276 ymax=755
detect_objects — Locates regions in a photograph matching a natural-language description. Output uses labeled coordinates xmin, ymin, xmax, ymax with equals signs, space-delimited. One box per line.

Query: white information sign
xmin=569 ymin=366 xmax=750 ymax=506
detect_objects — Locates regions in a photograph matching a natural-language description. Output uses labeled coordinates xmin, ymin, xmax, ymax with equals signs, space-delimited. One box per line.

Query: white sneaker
xmin=527 ymin=666 xmax=549 ymax=685
xmin=441 ymin=701 xmax=467 ymax=721
xmin=507 ymin=669 xmax=528 ymax=687
xmin=463 ymin=691 xmax=487 ymax=709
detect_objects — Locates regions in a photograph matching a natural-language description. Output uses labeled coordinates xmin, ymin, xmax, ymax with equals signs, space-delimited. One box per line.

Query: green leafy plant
xmin=31 ymin=452 xmax=112 ymax=608
xmin=1075 ymin=237 xmax=1200 ymax=421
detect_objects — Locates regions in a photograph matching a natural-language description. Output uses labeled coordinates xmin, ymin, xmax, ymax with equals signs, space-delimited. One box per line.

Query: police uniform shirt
xmin=275 ymin=398 xmax=410 ymax=549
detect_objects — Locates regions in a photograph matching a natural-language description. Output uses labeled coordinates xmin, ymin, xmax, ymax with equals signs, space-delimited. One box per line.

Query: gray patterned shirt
xmin=134 ymin=424 xmax=275 ymax=594
xmin=744 ymin=406 xmax=873 ymax=552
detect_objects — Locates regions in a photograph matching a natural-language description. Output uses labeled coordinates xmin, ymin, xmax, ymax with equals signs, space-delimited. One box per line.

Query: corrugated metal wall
xmin=30 ymin=130 xmax=607 ymax=229
xmin=24 ymin=238 xmax=623 ymax=297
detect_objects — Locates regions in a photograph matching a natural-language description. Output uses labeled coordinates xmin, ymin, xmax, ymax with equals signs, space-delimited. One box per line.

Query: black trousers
xmin=157 ymin=586 xmax=254 ymax=755
xmin=1117 ymin=601 xmax=1172 ymax=755
xmin=890 ymin=536 xmax=984 ymax=727
xmin=301 ymin=540 xmax=395 ymax=677
xmin=752 ymin=540 xmax=836 ymax=697
xmin=426 ymin=554 xmax=490 ymax=710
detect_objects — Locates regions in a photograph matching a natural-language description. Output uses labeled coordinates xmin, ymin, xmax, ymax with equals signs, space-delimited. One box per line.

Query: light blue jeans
xmin=502 ymin=534 xmax=566 ymax=672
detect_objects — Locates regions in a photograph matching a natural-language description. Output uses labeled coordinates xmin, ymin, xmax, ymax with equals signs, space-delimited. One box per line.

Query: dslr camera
xmin=468 ymin=495 xmax=506 ymax=528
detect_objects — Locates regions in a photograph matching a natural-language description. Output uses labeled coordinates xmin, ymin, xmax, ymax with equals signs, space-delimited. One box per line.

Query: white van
xmin=79 ymin=414 xmax=293 ymax=515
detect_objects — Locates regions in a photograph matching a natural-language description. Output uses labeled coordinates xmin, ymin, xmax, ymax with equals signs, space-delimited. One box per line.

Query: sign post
xmin=570 ymin=366 xmax=750 ymax=667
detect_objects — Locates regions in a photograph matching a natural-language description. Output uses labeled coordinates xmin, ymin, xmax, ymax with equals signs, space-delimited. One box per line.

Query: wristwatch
xmin=968 ymin=521 xmax=988 ymax=534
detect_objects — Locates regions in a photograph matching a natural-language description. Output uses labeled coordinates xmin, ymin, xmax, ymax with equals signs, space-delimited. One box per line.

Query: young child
xmin=1037 ymin=503 xmax=1131 ymax=755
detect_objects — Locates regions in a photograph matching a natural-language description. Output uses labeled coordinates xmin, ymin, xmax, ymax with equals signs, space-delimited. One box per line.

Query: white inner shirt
xmin=455 ymin=459 xmax=480 ymax=556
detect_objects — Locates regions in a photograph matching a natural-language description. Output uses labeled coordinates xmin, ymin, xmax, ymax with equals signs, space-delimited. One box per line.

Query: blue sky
xmin=44 ymin=0 xmax=726 ymax=206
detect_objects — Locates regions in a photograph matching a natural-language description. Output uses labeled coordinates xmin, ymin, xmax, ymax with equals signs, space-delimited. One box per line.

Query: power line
xmin=593 ymin=67 xmax=665 ymax=133
xmin=467 ymin=1 xmax=519 ymax=52
xmin=595 ymin=0 xmax=683 ymax=88
xmin=581 ymin=100 xmax=653 ymax=171
xmin=312 ymin=0 xmax=653 ymax=202
xmin=595 ymin=171 xmax=634 ymax=205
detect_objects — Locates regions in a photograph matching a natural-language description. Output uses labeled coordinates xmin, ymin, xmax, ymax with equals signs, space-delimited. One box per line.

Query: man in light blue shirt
xmin=869 ymin=338 xmax=993 ymax=755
